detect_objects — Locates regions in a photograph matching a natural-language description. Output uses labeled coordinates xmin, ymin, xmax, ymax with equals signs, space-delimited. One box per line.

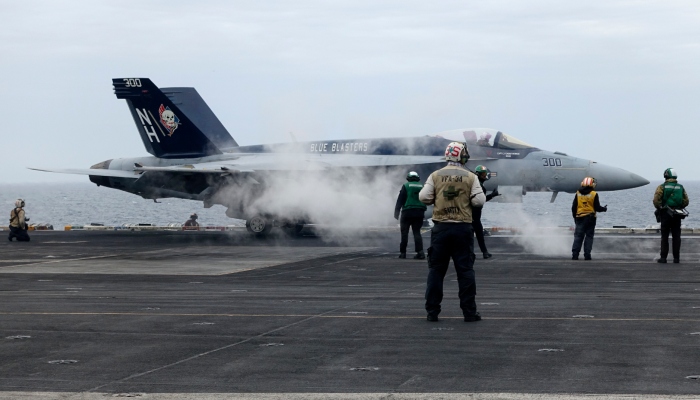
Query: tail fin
xmin=113 ymin=78 xmax=222 ymax=158
xmin=161 ymin=87 xmax=238 ymax=149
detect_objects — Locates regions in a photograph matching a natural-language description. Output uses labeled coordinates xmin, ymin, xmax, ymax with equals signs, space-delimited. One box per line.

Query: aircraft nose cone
xmin=588 ymin=162 xmax=649 ymax=191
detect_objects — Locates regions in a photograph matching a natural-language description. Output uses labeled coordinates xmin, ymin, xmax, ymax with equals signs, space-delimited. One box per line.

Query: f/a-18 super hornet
xmin=31 ymin=78 xmax=649 ymax=235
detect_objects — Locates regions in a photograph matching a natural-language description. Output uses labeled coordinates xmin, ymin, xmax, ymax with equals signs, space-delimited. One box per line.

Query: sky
xmin=1 ymin=0 xmax=699 ymax=184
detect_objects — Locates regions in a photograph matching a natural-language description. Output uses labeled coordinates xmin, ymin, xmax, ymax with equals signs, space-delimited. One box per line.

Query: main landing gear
xmin=245 ymin=215 xmax=273 ymax=236
xmin=245 ymin=216 xmax=305 ymax=237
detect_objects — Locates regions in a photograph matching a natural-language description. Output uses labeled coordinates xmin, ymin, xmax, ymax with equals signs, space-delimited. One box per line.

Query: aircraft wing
xmin=137 ymin=154 xmax=450 ymax=174
xmin=28 ymin=167 xmax=142 ymax=179
xmin=218 ymin=153 xmax=495 ymax=170
xmin=29 ymin=153 xmax=495 ymax=177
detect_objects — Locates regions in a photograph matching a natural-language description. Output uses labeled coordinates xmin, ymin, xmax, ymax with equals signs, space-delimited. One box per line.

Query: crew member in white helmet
xmin=9 ymin=199 xmax=30 ymax=242
xmin=419 ymin=142 xmax=486 ymax=322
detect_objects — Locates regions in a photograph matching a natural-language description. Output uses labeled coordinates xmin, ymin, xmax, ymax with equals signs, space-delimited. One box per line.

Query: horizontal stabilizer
xmin=28 ymin=167 xmax=140 ymax=179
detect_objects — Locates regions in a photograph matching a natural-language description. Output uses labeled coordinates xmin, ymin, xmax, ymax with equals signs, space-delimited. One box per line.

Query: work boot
xmin=464 ymin=312 xmax=482 ymax=322
xmin=398 ymin=253 xmax=406 ymax=259
xmin=426 ymin=315 xmax=439 ymax=322
xmin=572 ymin=255 xmax=579 ymax=260
xmin=414 ymin=251 xmax=425 ymax=260
xmin=657 ymin=258 xmax=667 ymax=263
xmin=673 ymin=259 xmax=680 ymax=264
xmin=584 ymin=255 xmax=592 ymax=261
xmin=483 ymin=252 xmax=492 ymax=259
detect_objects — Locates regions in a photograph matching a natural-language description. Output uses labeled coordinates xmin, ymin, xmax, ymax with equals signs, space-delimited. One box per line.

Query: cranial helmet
xmin=14 ymin=199 xmax=25 ymax=208
xmin=445 ymin=142 xmax=470 ymax=164
xmin=475 ymin=165 xmax=490 ymax=180
xmin=190 ymin=213 xmax=198 ymax=220
xmin=663 ymin=168 xmax=677 ymax=179
xmin=406 ymin=171 xmax=420 ymax=182
xmin=581 ymin=177 xmax=597 ymax=188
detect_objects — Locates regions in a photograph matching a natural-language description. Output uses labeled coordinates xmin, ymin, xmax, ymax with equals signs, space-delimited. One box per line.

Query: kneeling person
xmin=9 ymin=199 xmax=30 ymax=242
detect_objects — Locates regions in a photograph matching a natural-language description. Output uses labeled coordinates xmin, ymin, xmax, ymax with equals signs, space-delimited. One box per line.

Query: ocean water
xmin=1 ymin=181 xmax=698 ymax=229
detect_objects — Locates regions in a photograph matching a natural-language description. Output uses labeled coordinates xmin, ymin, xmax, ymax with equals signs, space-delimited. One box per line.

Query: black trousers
xmin=572 ymin=215 xmax=596 ymax=257
xmin=400 ymin=215 xmax=424 ymax=253
xmin=8 ymin=227 xmax=30 ymax=242
xmin=660 ymin=215 xmax=682 ymax=260
xmin=425 ymin=223 xmax=477 ymax=318
xmin=472 ymin=207 xmax=488 ymax=254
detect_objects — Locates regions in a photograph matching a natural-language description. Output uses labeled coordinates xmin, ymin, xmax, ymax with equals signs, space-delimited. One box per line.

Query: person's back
xmin=427 ymin=165 xmax=480 ymax=222
xmin=653 ymin=168 xmax=689 ymax=263
xmin=419 ymin=141 xmax=486 ymax=323
xmin=184 ymin=213 xmax=200 ymax=227
xmin=394 ymin=171 xmax=427 ymax=259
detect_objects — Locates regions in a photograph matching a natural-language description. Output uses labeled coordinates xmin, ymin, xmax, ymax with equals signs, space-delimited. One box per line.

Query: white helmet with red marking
xmin=581 ymin=177 xmax=597 ymax=188
xmin=445 ymin=142 xmax=470 ymax=164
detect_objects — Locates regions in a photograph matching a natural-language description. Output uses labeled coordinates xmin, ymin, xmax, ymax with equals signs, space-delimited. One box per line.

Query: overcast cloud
xmin=1 ymin=0 xmax=699 ymax=183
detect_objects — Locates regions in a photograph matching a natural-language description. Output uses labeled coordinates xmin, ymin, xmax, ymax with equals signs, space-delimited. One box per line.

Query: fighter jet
xmin=31 ymin=78 xmax=649 ymax=235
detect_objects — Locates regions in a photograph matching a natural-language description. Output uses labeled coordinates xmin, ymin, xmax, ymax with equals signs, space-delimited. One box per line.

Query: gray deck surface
xmin=1 ymin=230 xmax=699 ymax=399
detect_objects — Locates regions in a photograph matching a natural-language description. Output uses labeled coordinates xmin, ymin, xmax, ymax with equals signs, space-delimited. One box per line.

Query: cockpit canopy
xmin=431 ymin=128 xmax=536 ymax=151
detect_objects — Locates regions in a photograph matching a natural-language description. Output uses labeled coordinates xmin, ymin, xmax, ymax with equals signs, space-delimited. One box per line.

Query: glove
xmin=25 ymin=217 xmax=30 ymax=221
xmin=601 ymin=206 xmax=608 ymax=212
xmin=492 ymin=189 xmax=500 ymax=197
xmin=394 ymin=213 xmax=399 ymax=220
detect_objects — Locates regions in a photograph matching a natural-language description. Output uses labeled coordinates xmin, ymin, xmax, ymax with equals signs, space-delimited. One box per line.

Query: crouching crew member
xmin=571 ymin=177 xmax=607 ymax=260
xmin=473 ymin=165 xmax=500 ymax=259
xmin=9 ymin=199 xmax=30 ymax=242
xmin=419 ymin=142 xmax=486 ymax=322
xmin=184 ymin=213 xmax=200 ymax=227
xmin=653 ymin=168 xmax=689 ymax=263
xmin=394 ymin=171 xmax=427 ymax=259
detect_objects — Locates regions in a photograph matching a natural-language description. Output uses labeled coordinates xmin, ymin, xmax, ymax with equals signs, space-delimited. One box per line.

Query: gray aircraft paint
xmin=30 ymin=79 xmax=649 ymax=233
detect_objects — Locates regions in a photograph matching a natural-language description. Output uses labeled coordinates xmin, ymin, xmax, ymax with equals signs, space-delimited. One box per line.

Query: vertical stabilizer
xmin=113 ymin=78 xmax=222 ymax=159
xmin=161 ymin=87 xmax=238 ymax=149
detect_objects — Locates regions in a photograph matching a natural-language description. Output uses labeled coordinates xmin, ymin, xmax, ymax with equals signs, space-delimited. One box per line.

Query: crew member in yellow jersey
xmin=571 ymin=177 xmax=607 ymax=260
xmin=419 ymin=142 xmax=486 ymax=322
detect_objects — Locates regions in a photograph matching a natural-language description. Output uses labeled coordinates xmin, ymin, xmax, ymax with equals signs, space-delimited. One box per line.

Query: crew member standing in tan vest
xmin=419 ymin=142 xmax=486 ymax=322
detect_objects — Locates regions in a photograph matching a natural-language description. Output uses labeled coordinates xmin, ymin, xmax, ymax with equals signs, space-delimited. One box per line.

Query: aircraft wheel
xmin=246 ymin=216 xmax=273 ymax=236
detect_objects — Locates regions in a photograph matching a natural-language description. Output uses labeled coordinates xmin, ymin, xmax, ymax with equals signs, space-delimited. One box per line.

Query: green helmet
xmin=663 ymin=168 xmax=677 ymax=179
xmin=406 ymin=171 xmax=420 ymax=182
xmin=475 ymin=165 xmax=490 ymax=180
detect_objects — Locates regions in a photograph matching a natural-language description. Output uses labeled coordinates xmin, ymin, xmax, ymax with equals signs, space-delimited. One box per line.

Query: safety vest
xmin=403 ymin=182 xmax=427 ymax=211
xmin=430 ymin=166 xmax=476 ymax=223
xmin=662 ymin=182 xmax=685 ymax=209
xmin=576 ymin=190 xmax=597 ymax=217
xmin=9 ymin=207 xmax=24 ymax=228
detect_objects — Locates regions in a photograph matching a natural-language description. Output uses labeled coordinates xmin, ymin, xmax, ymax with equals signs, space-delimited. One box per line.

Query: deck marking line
xmin=2 ymin=312 xmax=699 ymax=322
xmin=85 ymin=252 xmax=422 ymax=392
